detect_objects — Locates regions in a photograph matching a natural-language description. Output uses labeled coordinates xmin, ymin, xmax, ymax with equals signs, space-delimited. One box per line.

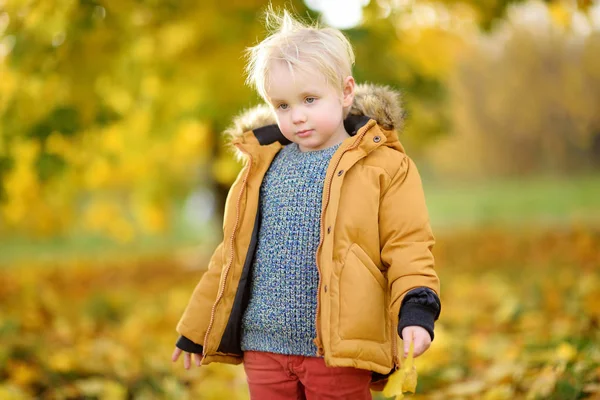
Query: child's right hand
xmin=171 ymin=347 xmax=203 ymax=370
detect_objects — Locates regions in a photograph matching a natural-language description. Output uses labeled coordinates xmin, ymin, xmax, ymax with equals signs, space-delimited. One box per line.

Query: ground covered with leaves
xmin=0 ymin=226 xmax=599 ymax=399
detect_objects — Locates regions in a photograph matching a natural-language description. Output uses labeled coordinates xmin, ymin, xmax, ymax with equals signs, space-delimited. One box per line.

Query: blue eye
xmin=305 ymin=97 xmax=316 ymax=104
xmin=278 ymin=103 xmax=289 ymax=110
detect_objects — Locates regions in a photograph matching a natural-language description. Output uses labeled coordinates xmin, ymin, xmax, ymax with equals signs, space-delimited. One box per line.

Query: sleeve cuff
xmin=176 ymin=336 xmax=204 ymax=354
xmin=398 ymin=302 xmax=437 ymax=341
xmin=397 ymin=287 xmax=441 ymax=341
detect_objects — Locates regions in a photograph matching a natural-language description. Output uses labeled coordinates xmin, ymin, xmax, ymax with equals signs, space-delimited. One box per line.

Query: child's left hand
xmin=401 ymin=326 xmax=431 ymax=358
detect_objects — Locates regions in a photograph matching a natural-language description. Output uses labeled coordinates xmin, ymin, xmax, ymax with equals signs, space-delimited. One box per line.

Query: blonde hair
xmin=245 ymin=8 xmax=355 ymax=101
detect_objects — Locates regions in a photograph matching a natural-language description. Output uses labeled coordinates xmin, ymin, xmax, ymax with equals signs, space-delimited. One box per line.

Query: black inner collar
xmin=253 ymin=115 xmax=372 ymax=146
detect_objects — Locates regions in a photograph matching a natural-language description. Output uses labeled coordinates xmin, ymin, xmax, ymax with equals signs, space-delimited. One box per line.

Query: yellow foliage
xmin=555 ymin=342 xmax=578 ymax=363
xmin=430 ymin=1 xmax=600 ymax=177
xmin=107 ymin=217 xmax=135 ymax=243
xmin=47 ymin=349 xmax=77 ymax=373
xmin=213 ymin=155 xmax=242 ymax=186
xmin=11 ymin=139 xmax=39 ymax=163
xmin=126 ymin=111 xmax=152 ymax=140
xmin=0 ymin=384 xmax=30 ymax=400
xmin=75 ymin=378 xmax=127 ymax=400
xmin=132 ymin=36 xmax=156 ymax=61
xmin=103 ymin=126 xmax=124 ymax=154
xmin=141 ymin=74 xmax=161 ymax=98
xmin=173 ymin=121 xmax=211 ymax=162
xmin=82 ymin=199 xmax=136 ymax=242
xmin=0 ymin=65 xmax=17 ymax=114
xmin=483 ymin=384 xmax=515 ymax=400
xmin=1 ymin=140 xmax=41 ymax=225
xmin=7 ymin=361 xmax=40 ymax=387
xmin=83 ymin=157 xmax=112 ymax=189
xmin=549 ymin=2 xmax=573 ymax=28
xmin=446 ymin=380 xmax=487 ymax=397
xmin=527 ymin=365 xmax=561 ymax=399
xmin=396 ymin=27 xmax=464 ymax=80
xmin=383 ymin=340 xmax=417 ymax=399
xmin=106 ymin=88 xmax=133 ymax=115
xmin=84 ymin=200 xmax=121 ymax=232
xmin=46 ymin=131 xmax=74 ymax=157
xmin=135 ymin=201 xmax=168 ymax=234
xmin=157 ymin=23 xmax=197 ymax=59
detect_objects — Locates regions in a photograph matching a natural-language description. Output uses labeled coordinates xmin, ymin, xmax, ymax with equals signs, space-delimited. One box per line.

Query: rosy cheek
xmin=276 ymin=117 xmax=292 ymax=137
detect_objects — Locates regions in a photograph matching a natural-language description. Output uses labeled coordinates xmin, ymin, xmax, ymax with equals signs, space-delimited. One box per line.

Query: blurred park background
xmin=1 ymin=0 xmax=599 ymax=398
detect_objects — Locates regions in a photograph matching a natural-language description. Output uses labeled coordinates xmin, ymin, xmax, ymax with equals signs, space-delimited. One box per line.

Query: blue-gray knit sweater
xmin=240 ymin=142 xmax=341 ymax=356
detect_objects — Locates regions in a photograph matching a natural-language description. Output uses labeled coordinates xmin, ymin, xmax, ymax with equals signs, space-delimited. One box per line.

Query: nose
xmin=291 ymin=107 xmax=307 ymax=124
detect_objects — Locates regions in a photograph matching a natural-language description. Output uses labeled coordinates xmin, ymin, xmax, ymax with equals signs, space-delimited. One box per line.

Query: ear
xmin=341 ymin=76 xmax=355 ymax=108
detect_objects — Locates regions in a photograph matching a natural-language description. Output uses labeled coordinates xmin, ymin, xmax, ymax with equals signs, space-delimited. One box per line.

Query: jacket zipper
xmin=202 ymin=145 xmax=253 ymax=358
xmin=313 ymin=124 xmax=373 ymax=356
xmin=392 ymin=314 xmax=400 ymax=369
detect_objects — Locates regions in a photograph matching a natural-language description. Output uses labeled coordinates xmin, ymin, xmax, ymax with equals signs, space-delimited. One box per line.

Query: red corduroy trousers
xmin=243 ymin=351 xmax=372 ymax=400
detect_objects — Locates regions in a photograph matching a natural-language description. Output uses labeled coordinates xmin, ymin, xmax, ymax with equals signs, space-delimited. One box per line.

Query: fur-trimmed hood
xmin=223 ymin=83 xmax=405 ymax=146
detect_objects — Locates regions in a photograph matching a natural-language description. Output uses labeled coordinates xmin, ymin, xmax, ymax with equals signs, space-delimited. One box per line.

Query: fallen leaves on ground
xmin=0 ymin=226 xmax=598 ymax=399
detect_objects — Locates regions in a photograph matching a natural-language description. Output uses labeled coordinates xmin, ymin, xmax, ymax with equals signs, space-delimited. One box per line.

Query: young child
xmin=172 ymin=10 xmax=441 ymax=400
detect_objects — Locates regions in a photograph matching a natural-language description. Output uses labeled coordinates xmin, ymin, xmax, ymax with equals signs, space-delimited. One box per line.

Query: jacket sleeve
xmin=176 ymin=241 xmax=225 ymax=347
xmin=379 ymin=156 xmax=440 ymax=332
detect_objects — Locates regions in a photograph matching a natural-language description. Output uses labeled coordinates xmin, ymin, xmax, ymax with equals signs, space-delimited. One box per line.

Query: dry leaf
xmin=384 ymin=340 xmax=418 ymax=398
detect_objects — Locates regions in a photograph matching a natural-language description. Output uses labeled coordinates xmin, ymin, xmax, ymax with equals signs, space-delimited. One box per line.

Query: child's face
xmin=266 ymin=61 xmax=355 ymax=152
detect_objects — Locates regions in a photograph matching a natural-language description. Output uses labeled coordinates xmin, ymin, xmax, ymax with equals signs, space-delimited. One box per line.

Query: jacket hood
xmin=224 ymin=83 xmax=405 ymax=147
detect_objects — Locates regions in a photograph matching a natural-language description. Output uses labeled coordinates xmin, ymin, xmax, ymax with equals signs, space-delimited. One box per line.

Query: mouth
xmin=296 ymin=129 xmax=313 ymax=137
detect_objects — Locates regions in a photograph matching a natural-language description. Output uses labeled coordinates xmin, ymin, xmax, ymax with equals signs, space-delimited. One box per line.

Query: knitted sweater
xmin=240 ymin=142 xmax=341 ymax=356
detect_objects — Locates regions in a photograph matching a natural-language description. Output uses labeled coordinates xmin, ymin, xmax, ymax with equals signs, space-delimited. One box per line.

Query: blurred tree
xmin=0 ymin=0 xmax=309 ymax=240
xmin=428 ymin=1 xmax=600 ymax=177
xmin=1 ymin=0 xmax=598 ymax=241
xmin=350 ymin=1 xmax=474 ymax=151
xmin=355 ymin=0 xmax=596 ymax=153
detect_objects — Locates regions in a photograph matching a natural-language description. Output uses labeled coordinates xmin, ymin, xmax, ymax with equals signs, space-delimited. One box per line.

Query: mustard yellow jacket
xmin=176 ymin=84 xmax=440 ymax=375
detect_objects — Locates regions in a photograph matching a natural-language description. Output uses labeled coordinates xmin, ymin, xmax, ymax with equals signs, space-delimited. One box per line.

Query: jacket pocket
xmin=338 ymin=243 xmax=388 ymax=342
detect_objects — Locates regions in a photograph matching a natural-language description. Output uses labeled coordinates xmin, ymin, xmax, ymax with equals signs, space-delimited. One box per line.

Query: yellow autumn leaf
xmin=402 ymin=337 xmax=417 ymax=393
xmin=7 ymin=361 xmax=40 ymax=387
xmin=47 ymin=349 xmax=76 ymax=373
xmin=527 ymin=366 xmax=560 ymax=400
xmin=101 ymin=380 xmax=128 ymax=400
xmin=383 ymin=340 xmax=418 ymax=398
xmin=446 ymin=380 xmax=487 ymax=397
xmin=403 ymin=365 xmax=417 ymax=393
xmin=382 ymin=364 xmax=406 ymax=398
xmin=484 ymin=384 xmax=515 ymax=400
xmin=555 ymin=342 xmax=577 ymax=363
xmin=0 ymin=384 xmax=29 ymax=400
xmin=76 ymin=378 xmax=127 ymax=400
